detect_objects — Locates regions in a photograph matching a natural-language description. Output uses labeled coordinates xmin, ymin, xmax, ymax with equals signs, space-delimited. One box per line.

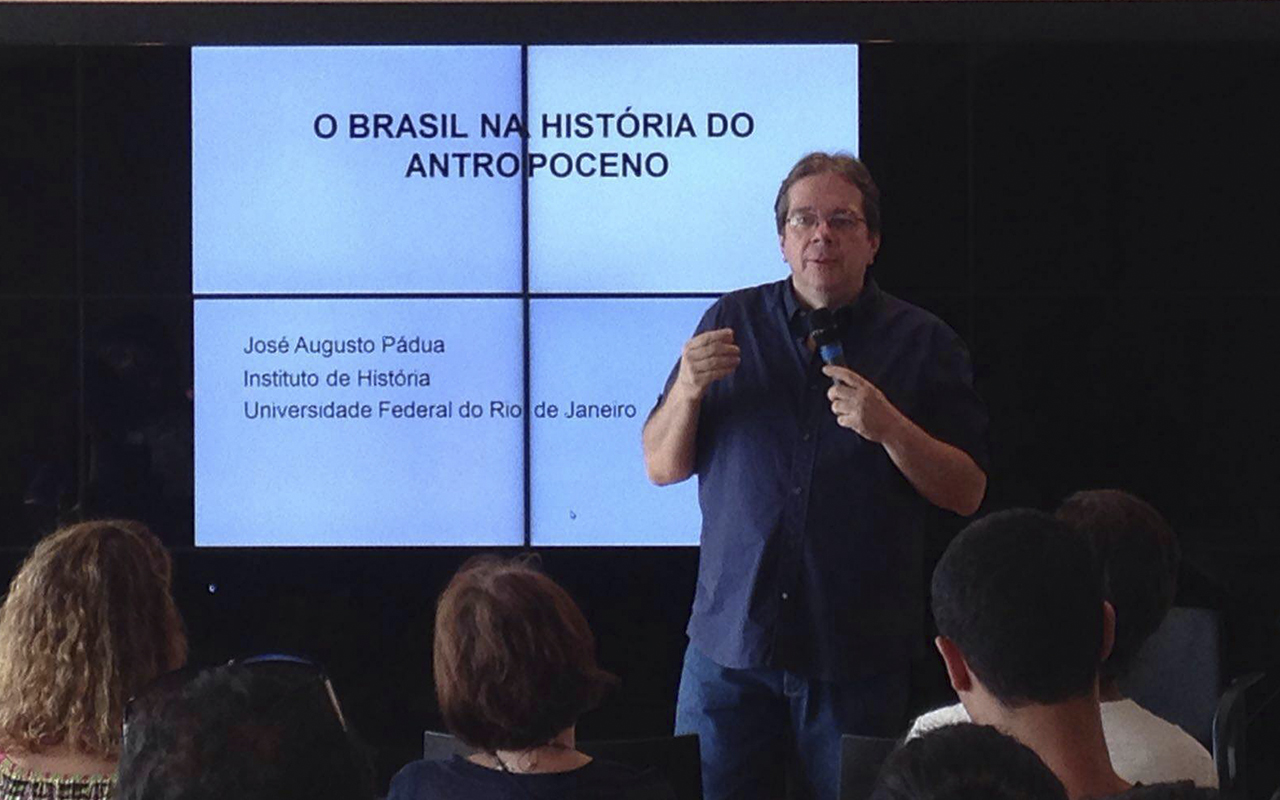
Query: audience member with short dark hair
xmin=1055 ymin=489 xmax=1215 ymax=785
xmin=117 ymin=658 xmax=374 ymax=800
xmin=909 ymin=492 xmax=1216 ymax=786
xmin=869 ymin=723 xmax=1068 ymax=800
xmin=1056 ymin=490 xmax=1180 ymax=690
xmin=927 ymin=508 xmax=1130 ymax=799
xmin=387 ymin=556 xmax=678 ymax=800
xmin=0 ymin=519 xmax=188 ymax=799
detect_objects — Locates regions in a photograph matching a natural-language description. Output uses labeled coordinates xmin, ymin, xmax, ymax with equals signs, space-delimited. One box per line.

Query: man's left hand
xmin=823 ymin=365 xmax=902 ymax=443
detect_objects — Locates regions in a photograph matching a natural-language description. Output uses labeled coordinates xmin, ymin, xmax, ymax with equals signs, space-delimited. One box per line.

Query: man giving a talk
xmin=643 ymin=152 xmax=989 ymax=800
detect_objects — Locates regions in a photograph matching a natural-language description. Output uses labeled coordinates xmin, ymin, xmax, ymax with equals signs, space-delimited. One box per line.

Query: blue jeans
xmin=674 ymin=645 xmax=908 ymax=800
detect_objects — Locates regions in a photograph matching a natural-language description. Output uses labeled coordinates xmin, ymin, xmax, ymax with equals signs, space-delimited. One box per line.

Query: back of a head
xmin=870 ymin=723 xmax=1069 ymax=800
xmin=1055 ymin=489 xmax=1179 ymax=685
xmin=433 ymin=555 xmax=617 ymax=752
xmin=117 ymin=662 xmax=373 ymax=800
xmin=931 ymin=509 xmax=1104 ymax=707
xmin=0 ymin=519 xmax=187 ymax=757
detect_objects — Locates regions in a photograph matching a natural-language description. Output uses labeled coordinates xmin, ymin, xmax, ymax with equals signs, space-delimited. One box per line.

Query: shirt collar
xmin=783 ymin=276 xmax=881 ymax=338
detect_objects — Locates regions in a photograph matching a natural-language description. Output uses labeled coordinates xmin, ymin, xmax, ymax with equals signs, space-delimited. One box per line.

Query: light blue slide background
xmin=194 ymin=298 xmax=524 ymax=546
xmin=527 ymin=44 xmax=858 ymax=293
xmin=530 ymin=298 xmax=709 ymax=546
xmin=192 ymin=46 xmax=523 ymax=293
xmin=192 ymin=45 xmax=861 ymax=546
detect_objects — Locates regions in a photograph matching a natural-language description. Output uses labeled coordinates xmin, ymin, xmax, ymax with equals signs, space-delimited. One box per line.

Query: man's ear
xmin=779 ymin=232 xmax=787 ymax=260
xmin=1100 ymin=600 xmax=1116 ymax=664
xmin=935 ymin=635 xmax=972 ymax=693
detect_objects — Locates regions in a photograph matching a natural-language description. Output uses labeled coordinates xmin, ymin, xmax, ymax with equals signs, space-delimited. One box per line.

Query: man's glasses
xmin=785 ymin=210 xmax=865 ymax=233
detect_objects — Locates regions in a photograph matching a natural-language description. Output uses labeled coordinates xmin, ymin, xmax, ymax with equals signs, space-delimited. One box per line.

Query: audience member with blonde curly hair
xmin=0 ymin=519 xmax=187 ymax=799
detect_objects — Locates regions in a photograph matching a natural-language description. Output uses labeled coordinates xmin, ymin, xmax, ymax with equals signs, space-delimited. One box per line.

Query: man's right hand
xmin=674 ymin=328 xmax=740 ymax=400
xmin=643 ymin=328 xmax=739 ymax=484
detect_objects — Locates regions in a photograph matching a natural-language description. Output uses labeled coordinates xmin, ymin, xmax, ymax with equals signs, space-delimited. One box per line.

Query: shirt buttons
xmin=802 ymin=432 xmax=812 ymax=442
xmin=781 ymin=592 xmax=789 ymax=600
xmin=792 ymin=486 xmax=802 ymax=495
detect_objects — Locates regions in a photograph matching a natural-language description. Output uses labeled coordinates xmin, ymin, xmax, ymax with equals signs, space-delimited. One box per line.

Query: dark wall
xmin=866 ymin=42 xmax=1280 ymax=533
xmin=3 ymin=39 xmax=1279 ymax=788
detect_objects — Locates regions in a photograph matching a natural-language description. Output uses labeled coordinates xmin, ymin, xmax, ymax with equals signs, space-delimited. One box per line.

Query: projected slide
xmin=194 ymin=299 xmax=524 ymax=546
xmin=192 ymin=46 xmax=523 ymax=294
xmin=192 ymin=43 xmax=859 ymax=547
xmin=528 ymin=45 xmax=858 ymax=293
xmin=529 ymin=299 xmax=707 ymax=546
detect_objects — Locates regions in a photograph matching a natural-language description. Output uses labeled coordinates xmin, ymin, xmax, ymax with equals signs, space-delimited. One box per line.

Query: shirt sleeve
xmin=919 ymin=324 xmax=991 ymax=475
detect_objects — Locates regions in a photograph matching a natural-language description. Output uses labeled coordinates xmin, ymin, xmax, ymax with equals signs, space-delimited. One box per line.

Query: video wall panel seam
xmin=521 ymin=43 xmax=532 ymax=549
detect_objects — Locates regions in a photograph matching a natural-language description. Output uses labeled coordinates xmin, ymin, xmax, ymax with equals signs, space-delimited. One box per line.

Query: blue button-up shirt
xmin=658 ymin=278 xmax=989 ymax=682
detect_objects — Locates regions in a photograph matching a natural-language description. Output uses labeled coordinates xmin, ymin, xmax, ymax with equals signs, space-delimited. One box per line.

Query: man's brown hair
xmin=0 ymin=519 xmax=188 ymax=757
xmin=433 ymin=556 xmax=617 ymax=751
xmin=774 ymin=152 xmax=881 ymax=236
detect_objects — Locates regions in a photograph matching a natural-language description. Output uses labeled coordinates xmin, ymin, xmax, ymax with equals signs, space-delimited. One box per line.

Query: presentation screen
xmin=192 ymin=44 xmax=860 ymax=546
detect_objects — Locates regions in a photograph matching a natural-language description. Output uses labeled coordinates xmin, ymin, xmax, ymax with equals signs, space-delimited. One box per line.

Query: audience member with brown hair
xmin=387 ymin=555 xmax=677 ymax=800
xmin=908 ymin=491 xmax=1216 ymax=786
xmin=0 ymin=519 xmax=188 ymax=799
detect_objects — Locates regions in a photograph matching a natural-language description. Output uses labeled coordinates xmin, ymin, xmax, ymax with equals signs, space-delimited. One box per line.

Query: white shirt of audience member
xmin=907 ymin=700 xmax=1217 ymax=788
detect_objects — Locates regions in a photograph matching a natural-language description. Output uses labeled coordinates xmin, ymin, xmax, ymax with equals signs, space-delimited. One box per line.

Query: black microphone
xmin=809 ymin=307 xmax=847 ymax=368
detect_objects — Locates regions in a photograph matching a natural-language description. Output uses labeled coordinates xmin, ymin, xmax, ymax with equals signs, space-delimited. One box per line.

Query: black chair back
xmin=1213 ymin=670 xmax=1280 ymax=800
xmin=579 ymin=734 xmax=702 ymax=800
xmin=1120 ymin=606 xmax=1223 ymax=747
xmin=838 ymin=734 xmax=899 ymax=800
xmin=422 ymin=729 xmax=474 ymax=761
